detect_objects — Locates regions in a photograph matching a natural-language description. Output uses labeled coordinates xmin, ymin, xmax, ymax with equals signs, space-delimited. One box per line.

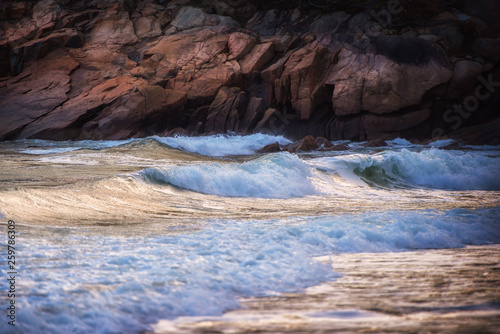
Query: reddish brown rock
xmin=257 ymin=142 xmax=281 ymax=153
xmin=239 ymin=97 xmax=266 ymax=133
xmin=275 ymin=42 xmax=332 ymax=120
xmin=80 ymin=86 xmax=187 ymax=140
xmin=239 ymin=42 xmax=274 ymax=75
xmin=170 ymin=6 xmax=238 ymax=31
xmin=204 ymin=87 xmax=245 ymax=133
xmin=254 ymin=108 xmax=278 ymax=133
xmin=315 ymin=137 xmax=334 ymax=149
xmin=364 ymin=109 xmax=431 ymax=134
xmin=0 ymin=53 xmax=79 ymax=140
xmin=327 ymin=36 xmax=453 ymax=116
xmin=283 ymin=135 xmax=319 ymax=153
xmin=362 ymin=139 xmax=388 ymax=147
xmin=88 ymin=13 xmax=138 ymax=46
xmin=228 ymin=32 xmax=256 ymax=60
xmin=19 ymin=76 xmax=142 ymax=139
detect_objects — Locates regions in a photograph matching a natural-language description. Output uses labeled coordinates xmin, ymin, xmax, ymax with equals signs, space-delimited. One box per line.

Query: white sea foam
xmin=1 ymin=208 xmax=498 ymax=334
xmin=141 ymin=152 xmax=321 ymax=198
xmin=153 ymin=133 xmax=292 ymax=156
xmin=311 ymin=148 xmax=500 ymax=190
xmin=386 ymin=138 xmax=414 ymax=147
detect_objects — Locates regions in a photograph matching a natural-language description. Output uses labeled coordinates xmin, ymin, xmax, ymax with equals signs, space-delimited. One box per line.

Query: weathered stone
xmin=310 ymin=12 xmax=350 ymax=34
xmin=88 ymin=13 xmax=138 ymax=46
xmin=328 ymin=37 xmax=453 ymax=115
xmin=133 ymin=16 xmax=162 ymax=39
xmin=80 ymin=86 xmax=187 ymax=140
xmin=474 ymin=37 xmax=500 ymax=63
xmin=170 ymin=6 xmax=238 ymax=30
xmin=315 ymin=137 xmax=334 ymax=149
xmin=228 ymin=32 xmax=256 ymax=60
xmin=362 ymin=139 xmax=387 ymax=147
xmin=239 ymin=97 xmax=266 ymax=133
xmin=256 ymin=142 xmax=281 ymax=153
xmin=364 ymin=109 xmax=431 ymax=134
xmin=19 ymin=76 xmax=142 ymax=139
xmin=254 ymin=108 xmax=278 ymax=133
xmin=205 ymin=87 xmax=245 ymax=133
xmin=13 ymin=28 xmax=81 ymax=65
xmin=284 ymin=135 xmax=319 ymax=152
xmin=0 ymin=54 xmax=79 ymax=140
xmin=239 ymin=42 xmax=274 ymax=75
xmin=452 ymin=60 xmax=483 ymax=90
xmin=9 ymin=2 xmax=27 ymax=19
xmin=276 ymin=42 xmax=332 ymax=120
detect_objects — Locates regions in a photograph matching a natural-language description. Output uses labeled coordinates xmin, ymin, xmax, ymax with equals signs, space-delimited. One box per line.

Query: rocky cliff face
xmin=1 ymin=0 xmax=499 ymax=143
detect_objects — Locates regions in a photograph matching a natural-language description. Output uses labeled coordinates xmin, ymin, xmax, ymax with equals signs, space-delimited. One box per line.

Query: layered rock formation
xmin=1 ymin=0 xmax=499 ymax=143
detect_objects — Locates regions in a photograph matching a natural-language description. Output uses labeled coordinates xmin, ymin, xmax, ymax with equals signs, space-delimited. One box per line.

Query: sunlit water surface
xmin=0 ymin=134 xmax=498 ymax=333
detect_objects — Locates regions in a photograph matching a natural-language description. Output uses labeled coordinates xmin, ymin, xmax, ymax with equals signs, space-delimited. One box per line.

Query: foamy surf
xmin=140 ymin=152 xmax=321 ymax=198
xmin=0 ymin=208 xmax=498 ymax=334
xmin=153 ymin=133 xmax=292 ymax=156
xmin=311 ymin=148 xmax=500 ymax=190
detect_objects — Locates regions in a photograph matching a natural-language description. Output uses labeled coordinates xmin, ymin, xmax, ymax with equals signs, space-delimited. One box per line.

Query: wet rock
xmin=256 ymin=142 xmax=281 ymax=153
xmin=310 ymin=12 xmax=350 ymax=34
xmin=362 ymin=139 xmax=388 ymax=147
xmin=284 ymin=135 xmax=319 ymax=153
xmin=328 ymin=143 xmax=350 ymax=151
xmin=315 ymin=137 xmax=334 ymax=150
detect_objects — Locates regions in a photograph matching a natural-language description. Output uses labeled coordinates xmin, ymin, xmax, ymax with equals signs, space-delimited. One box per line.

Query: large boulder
xmin=88 ymin=13 xmax=138 ymax=46
xmin=0 ymin=53 xmax=79 ymax=140
xmin=327 ymin=36 xmax=453 ymax=116
xmin=170 ymin=6 xmax=238 ymax=31
xmin=239 ymin=42 xmax=274 ymax=75
xmin=275 ymin=41 xmax=333 ymax=120
xmin=204 ymin=87 xmax=246 ymax=133
xmin=18 ymin=76 xmax=143 ymax=139
xmin=80 ymin=86 xmax=187 ymax=140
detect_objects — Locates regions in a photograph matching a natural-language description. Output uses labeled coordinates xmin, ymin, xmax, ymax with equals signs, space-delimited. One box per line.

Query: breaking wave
xmin=311 ymin=148 xmax=500 ymax=190
xmin=140 ymin=152 xmax=321 ymax=198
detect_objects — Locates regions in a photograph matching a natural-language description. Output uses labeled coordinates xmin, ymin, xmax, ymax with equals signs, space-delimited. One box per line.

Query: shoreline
xmin=153 ymin=244 xmax=500 ymax=333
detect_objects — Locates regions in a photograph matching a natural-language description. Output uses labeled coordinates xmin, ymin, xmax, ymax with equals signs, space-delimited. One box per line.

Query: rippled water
xmin=0 ymin=134 xmax=499 ymax=333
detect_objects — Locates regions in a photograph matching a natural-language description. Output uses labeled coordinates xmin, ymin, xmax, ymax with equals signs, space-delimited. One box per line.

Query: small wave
xmin=153 ymin=133 xmax=292 ymax=156
xmin=17 ymin=139 xmax=137 ymax=154
xmin=140 ymin=152 xmax=320 ymax=198
xmin=311 ymin=148 xmax=500 ymax=190
xmin=2 ymin=207 xmax=498 ymax=334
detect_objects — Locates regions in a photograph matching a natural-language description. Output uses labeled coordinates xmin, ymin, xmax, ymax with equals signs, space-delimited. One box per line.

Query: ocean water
xmin=0 ymin=134 xmax=499 ymax=333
